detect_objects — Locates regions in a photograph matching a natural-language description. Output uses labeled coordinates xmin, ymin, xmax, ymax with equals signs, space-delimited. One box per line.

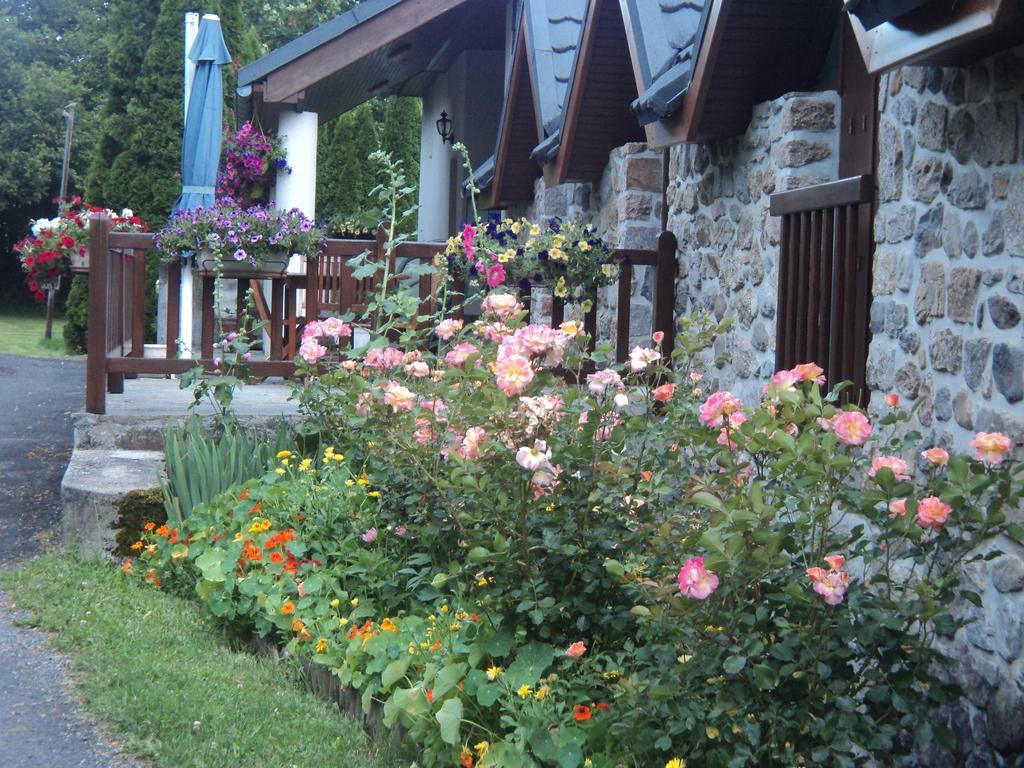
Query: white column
xmin=275 ymin=109 xmax=318 ymax=274
xmin=418 ymin=78 xmax=452 ymax=241
xmin=178 ymin=11 xmax=200 ymax=358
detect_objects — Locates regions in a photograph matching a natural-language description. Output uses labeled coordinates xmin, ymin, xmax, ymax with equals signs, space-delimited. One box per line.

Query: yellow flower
xmin=666 ymin=760 xmax=686 ymax=768
xmin=554 ymin=277 xmax=568 ymax=299
xmin=578 ymin=240 xmax=592 ymax=252
xmin=581 ymin=299 xmax=593 ymax=313
xmin=315 ymin=638 xmax=328 ymax=653
xmin=338 ymin=618 xmax=348 ymax=627
xmin=276 ymin=450 xmax=292 ymax=460
xmin=601 ymin=263 xmax=616 ymax=278
xmin=498 ymin=248 xmax=517 ymax=263
xmin=559 ymin=321 xmax=579 ymax=336
xmin=486 ymin=665 xmax=503 ymax=681
xmin=510 ymin=221 xmax=521 ymax=234
xmin=275 ymin=467 xmax=285 ymax=475
xmin=380 ymin=618 xmax=398 ymax=632
xmin=534 ymin=686 xmax=549 ymax=700
xmin=298 ymin=458 xmax=313 ymax=472
xmin=408 ymin=643 xmax=418 ymax=655
xmin=706 ymin=726 xmax=720 ymax=740
xmin=549 ymin=247 xmax=566 ymax=262
xmin=368 ymin=490 xmax=381 ymax=498
xmin=530 ymin=224 xmax=541 ymax=236
xmin=233 ymin=532 xmax=244 ymax=542
xmin=145 ymin=544 xmax=157 ymax=555
xmin=517 ymin=684 xmax=531 ymax=698
xmin=584 ymin=761 xmax=592 ymax=767
xmin=440 ymin=604 xmax=450 ymax=613
xmin=357 ymin=472 xmax=370 ymax=486
xmin=345 ymin=478 xmax=354 ymax=487
xmin=552 ymin=234 xmax=565 ymax=248
xmin=330 ymin=598 xmax=340 ymax=608
xmin=350 ymin=598 xmax=359 ymax=607
xmin=475 ymin=741 xmax=490 ymax=758
xmin=261 ymin=519 xmax=271 ymax=531
xmin=477 ymin=576 xmax=490 ymax=587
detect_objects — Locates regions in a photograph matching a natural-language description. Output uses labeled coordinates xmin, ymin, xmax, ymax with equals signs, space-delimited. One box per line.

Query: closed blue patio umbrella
xmin=174 ymin=13 xmax=232 ymax=213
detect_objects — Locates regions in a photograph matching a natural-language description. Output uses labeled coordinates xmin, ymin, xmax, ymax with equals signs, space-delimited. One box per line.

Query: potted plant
xmin=154 ymin=203 xmax=324 ymax=275
xmin=14 ymin=197 xmax=146 ymax=301
xmin=216 ymin=122 xmax=289 ymax=207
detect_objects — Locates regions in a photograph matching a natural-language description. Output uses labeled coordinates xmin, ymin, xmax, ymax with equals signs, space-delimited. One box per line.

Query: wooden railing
xmin=769 ymin=175 xmax=874 ymax=402
xmin=85 ymin=214 xmax=678 ymax=414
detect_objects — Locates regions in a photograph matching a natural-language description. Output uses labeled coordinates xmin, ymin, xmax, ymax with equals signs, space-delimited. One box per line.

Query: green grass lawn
xmin=2 ymin=554 xmax=398 ymax=768
xmin=0 ymin=309 xmax=74 ymax=357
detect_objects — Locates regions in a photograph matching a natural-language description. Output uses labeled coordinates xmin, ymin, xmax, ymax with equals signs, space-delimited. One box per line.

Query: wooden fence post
xmin=85 ymin=214 xmax=110 ymax=414
xmin=653 ymin=230 xmax=678 ymax=360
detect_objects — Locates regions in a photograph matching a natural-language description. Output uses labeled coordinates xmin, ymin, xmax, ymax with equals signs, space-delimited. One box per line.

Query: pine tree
xmin=85 ymin=0 xmax=161 ymax=206
xmin=316 ymin=102 xmax=379 ymax=231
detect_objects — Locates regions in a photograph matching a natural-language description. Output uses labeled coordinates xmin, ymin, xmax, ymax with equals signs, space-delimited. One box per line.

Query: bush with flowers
xmin=13 ymin=197 xmax=146 ymax=301
xmin=216 ymin=122 xmax=289 ymax=206
xmin=137 ymin=242 xmax=1022 ymax=765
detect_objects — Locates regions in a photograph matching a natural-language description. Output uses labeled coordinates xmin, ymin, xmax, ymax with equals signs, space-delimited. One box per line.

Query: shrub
xmin=63 ymin=273 xmax=89 ymax=353
xmin=140 ymin=281 xmax=1022 ymax=765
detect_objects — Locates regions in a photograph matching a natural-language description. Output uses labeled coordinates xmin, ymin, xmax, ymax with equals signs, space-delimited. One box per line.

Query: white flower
xmin=515 ymin=440 xmax=551 ymax=471
xmin=121 ymin=208 xmax=134 ymax=218
xmin=629 ymin=345 xmax=660 ymax=372
xmin=613 ymin=392 xmax=629 ymax=408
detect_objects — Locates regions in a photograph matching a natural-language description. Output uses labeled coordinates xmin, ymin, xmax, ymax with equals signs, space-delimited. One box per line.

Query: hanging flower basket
xmin=195 ymin=249 xmax=290 ymax=276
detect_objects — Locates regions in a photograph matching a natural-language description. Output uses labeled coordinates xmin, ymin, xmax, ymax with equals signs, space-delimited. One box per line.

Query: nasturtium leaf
xmin=195 ymin=548 xmax=227 ymax=582
xmin=381 ymin=657 xmax=411 ymax=689
xmin=435 ymin=698 xmax=463 ymax=745
xmin=505 ymin=641 xmax=555 ymax=689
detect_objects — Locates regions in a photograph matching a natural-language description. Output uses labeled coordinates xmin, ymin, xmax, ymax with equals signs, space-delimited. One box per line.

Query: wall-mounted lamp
xmin=435 ymin=110 xmax=455 ymax=145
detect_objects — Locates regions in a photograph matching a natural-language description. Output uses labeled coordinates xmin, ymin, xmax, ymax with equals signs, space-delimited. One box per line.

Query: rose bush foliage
xmin=136 ymin=292 xmax=1022 ymax=768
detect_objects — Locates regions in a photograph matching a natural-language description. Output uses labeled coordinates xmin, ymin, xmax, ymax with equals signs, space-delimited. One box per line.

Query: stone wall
xmin=867 ymin=46 xmax=1024 ymax=767
xmin=665 ymin=91 xmax=842 ymax=403
xmin=520 ymin=143 xmax=664 ymax=348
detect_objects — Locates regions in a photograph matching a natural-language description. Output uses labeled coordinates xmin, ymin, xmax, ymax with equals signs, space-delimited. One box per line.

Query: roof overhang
xmin=848 ymin=0 xmax=1024 ymax=74
xmin=237 ymin=0 xmax=506 ymax=122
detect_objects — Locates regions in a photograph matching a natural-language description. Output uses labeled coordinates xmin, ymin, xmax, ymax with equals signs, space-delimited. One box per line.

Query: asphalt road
xmin=0 ymin=354 xmax=143 ymax=767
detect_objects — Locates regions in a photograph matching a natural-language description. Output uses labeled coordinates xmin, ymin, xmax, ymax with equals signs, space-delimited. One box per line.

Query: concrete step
xmin=61 ymin=449 xmax=165 ymax=556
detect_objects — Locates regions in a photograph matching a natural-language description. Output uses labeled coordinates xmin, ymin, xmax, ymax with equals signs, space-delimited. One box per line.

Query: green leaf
xmin=603 ymin=559 xmax=625 ymax=578
xmin=435 ymin=698 xmax=463 ymax=745
xmin=468 ymin=546 xmax=492 ymax=563
xmin=752 ymin=663 xmax=778 ymax=689
xmin=381 ymin=657 xmax=411 ymax=689
xmin=505 ymin=641 xmax=556 ymax=689
xmin=723 ymin=655 xmax=747 ymax=674
xmin=691 ymin=490 xmax=724 ymax=513
xmin=195 ymin=548 xmax=226 ymax=582
xmin=432 ymin=662 xmax=467 ymax=699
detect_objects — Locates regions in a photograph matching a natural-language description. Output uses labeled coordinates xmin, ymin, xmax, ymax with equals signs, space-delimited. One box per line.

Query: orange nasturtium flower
xmin=281 ymin=601 xmax=295 ymax=615
xmin=572 ymin=705 xmax=592 ymax=722
xmin=291 ymin=618 xmax=306 ymax=633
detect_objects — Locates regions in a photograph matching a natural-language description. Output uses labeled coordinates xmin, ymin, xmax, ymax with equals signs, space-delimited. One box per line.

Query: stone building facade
xmin=525 ymin=43 xmax=1024 ymax=766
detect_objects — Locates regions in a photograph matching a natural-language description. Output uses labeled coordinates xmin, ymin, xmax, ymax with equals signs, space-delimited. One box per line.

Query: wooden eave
xmin=552 ymin=0 xmax=645 ymax=184
xmin=623 ymin=0 xmax=839 ymax=149
xmin=255 ymin=0 xmax=474 ymax=106
xmin=849 ymin=0 xmax=1024 ymax=74
xmin=489 ymin=19 xmax=544 ymax=207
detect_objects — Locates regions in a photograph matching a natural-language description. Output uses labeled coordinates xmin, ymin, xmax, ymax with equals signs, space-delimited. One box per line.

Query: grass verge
xmin=1 ymin=554 xmax=398 ymax=768
xmin=0 ymin=310 xmax=72 ymax=357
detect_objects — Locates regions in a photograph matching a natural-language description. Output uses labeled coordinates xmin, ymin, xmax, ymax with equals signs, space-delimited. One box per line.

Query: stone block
xmin=973 ymin=101 xmax=1019 ymax=166
xmin=897 ymin=254 xmax=914 ymax=293
xmin=62 ymin=449 xmax=165 ymax=555
xmin=884 ymin=302 xmax=908 ymax=335
xmin=624 ymin=156 xmax=663 ymax=192
xmin=930 ymin=328 xmax=964 ymax=373
xmin=942 ymin=207 xmax=962 ymax=258
xmin=917 ymin=101 xmax=948 ymax=151
xmin=992 ymin=343 xmax=1024 ymax=403
xmin=885 ymin=204 xmax=916 ymax=242
xmin=962 ymin=220 xmax=980 ymax=258
xmin=948 ymin=267 xmax=981 ymax=323
xmin=773 ymin=139 xmax=831 ymax=168
xmin=909 ymin=157 xmax=946 ymax=202
xmin=988 ymin=295 xmax=1021 ymax=329
xmin=873 ymin=251 xmax=896 ymax=296
xmin=992 ymin=553 xmax=1024 ymax=593
xmin=1005 ymin=174 xmax=1024 ymax=256
xmin=914 ymin=205 xmax=944 ymax=258
xmin=914 ymin=261 xmax=946 ymax=323
xmin=982 ymin=215 xmax=1004 ymax=256
xmin=954 ymin=388 xmax=974 ymax=429
xmin=948 ymin=108 xmax=975 ymax=165
xmin=947 ymin=169 xmax=988 ymax=209
xmin=781 ymin=97 xmax=836 ymax=132
xmin=934 ymin=386 xmax=952 ymax=421
xmin=895 ymin=361 xmax=922 ymax=398
xmin=867 ymin=345 xmax=896 ymax=390
xmin=989 ymin=683 xmax=1024 ymax=753
xmin=1007 ymin=266 xmax=1024 ymax=295
xmin=618 ymin=191 xmax=653 ymax=221
xmin=893 ymin=94 xmax=918 ymax=125
xmin=964 ymin=338 xmax=992 ymax=392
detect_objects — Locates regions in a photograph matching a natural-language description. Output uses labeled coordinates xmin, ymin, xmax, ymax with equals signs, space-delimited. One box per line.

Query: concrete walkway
xmin=0 ymin=354 xmax=143 ymax=767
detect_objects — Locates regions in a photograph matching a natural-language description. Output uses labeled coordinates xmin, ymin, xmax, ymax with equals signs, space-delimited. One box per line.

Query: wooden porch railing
xmin=769 ymin=174 xmax=874 ymax=403
xmin=85 ymin=214 xmax=678 ymax=414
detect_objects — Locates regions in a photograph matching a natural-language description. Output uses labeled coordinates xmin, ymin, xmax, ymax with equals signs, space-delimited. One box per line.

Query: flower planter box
xmin=196 ymin=251 xmax=291 ymax=276
xmin=69 ymin=248 xmax=89 ymax=273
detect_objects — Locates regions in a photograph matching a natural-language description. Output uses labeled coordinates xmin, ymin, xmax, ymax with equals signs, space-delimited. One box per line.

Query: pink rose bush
xmin=677 ymin=556 xmax=719 ymax=600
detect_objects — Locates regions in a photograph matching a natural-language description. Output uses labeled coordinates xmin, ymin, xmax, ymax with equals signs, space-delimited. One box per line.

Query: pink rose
xmin=915 ymin=495 xmax=952 ymax=530
xmin=565 ymin=641 xmax=587 ymax=659
xmin=444 ymin=343 xmax=480 ymax=368
xmin=587 ymin=368 xmax=624 ymax=396
xmin=677 ymin=556 xmax=719 ymax=600
xmin=652 ymin=383 xmax=675 ymax=402
xmin=361 ymin=527 xmax=378 ymax=544
xmin=831 ymin=411 xmax=873 ymax=446
xmin=299 ymin=337 xmax=327 ymax=364
xmin=516 ymin=440 xmax=551 ymax=471
xmin=869 ymin=455 xmax=910 ymax=481
xmin=382 ymin=381 xmax=415 ymax=413
xmin=806 ymin=565 xmax=850 ymax=606
xmin=921 ymin=447 xmax=949 ymax=466
xmin=888 ymin=497 xmax=907 ymax=518
xmin=698 ymin=391 xmax=744 ymax=428
xmin=494 ymin=354 xmax=534 ymax=396
xmin=481 ymin=292 xmax=522 ymax=318
xmin=628 ymin=345 xmax=660 ymax=372
xmin=791 ymin=362 xmax=825 ymax=384
xmin=435 ymin=318 xmax=464 ymax=340
xmin=970 ymin=432 xmax=1013 ymax=465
